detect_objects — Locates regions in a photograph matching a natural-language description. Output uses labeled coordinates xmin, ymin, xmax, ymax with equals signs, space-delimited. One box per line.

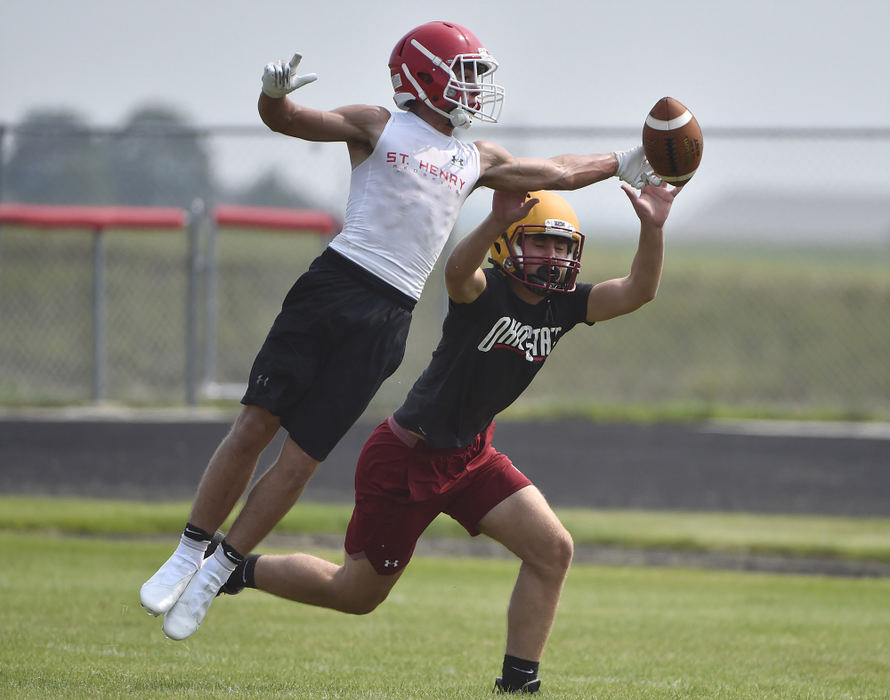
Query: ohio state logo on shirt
xmin=477 ymin=316 xmax=565 ymax=362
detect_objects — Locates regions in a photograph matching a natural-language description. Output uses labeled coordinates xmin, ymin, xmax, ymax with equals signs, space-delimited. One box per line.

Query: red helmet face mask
xmin=501 ymin=227 xmax=584 ymax=294
xmin=389 ymin=21 xmax=504 ymax=128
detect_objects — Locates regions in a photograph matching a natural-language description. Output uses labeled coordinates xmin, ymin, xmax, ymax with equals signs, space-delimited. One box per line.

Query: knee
xmin=229 ymin=408 xmax=279 ymax=453
xmin=530 ymin=526 xmax=574 ymax=580
xmin=272 ymin=438 xmax=320 ymax=490
xmin=338 ymin=590 xmax=388 ymax=616
xmin=551 ymin=527 xmax=574 ymax=574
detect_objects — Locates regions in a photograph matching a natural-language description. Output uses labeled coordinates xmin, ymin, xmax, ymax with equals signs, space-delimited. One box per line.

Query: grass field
xmin=4 ymin=497 xmax=890 ymax=564
xmin=2 ymin=499 xmax=889 ymax=698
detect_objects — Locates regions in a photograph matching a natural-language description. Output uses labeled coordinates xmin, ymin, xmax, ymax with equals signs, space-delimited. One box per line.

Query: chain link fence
xmin=1 ymin=123 xmax=888 ymax=420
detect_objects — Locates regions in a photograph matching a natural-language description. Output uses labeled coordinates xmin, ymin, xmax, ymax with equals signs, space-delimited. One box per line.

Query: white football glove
xmin=614 ymin=145 xmax=663 ymax=188
xmin=261 ymin=52 xmax=318 ymax=98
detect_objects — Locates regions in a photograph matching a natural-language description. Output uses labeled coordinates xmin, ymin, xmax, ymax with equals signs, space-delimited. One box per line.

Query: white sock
xmin=201 ymin=546 xmax=237 ymax=588
xmin=176 ymin=533 xmax=209 ymax=568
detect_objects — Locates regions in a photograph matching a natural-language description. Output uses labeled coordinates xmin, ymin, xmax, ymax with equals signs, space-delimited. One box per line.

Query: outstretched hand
xmin=491 ymin=190 xmax=539 ymax=228
xmin=614 ymin=145 xmax=663 ymax=188
xmin=620 ymin=182 xmax=681 ymax=228
xmin=261 ymin=52 xmax=318 ymax=98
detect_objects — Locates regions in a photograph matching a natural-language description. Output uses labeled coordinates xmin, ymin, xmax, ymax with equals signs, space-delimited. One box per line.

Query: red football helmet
xmin=389 ymin=21 xmax=504 ymax=128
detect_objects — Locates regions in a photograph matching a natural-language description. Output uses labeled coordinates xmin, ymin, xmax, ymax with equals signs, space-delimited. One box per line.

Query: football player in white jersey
xmin=141 ymin=20 xmax=660 ymax=645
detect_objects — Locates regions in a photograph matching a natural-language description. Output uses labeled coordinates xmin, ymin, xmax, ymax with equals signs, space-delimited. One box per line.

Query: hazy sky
xmin=2 ymin=0 xmax=888 ymax=237
xmin=2 ymin=0 xmax=887 ymax=128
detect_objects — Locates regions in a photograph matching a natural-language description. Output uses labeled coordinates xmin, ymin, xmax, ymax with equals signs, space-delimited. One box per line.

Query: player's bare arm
xmin=474 ymin=140 xmax=619 ymax=192
xmin=445 ymin=191 xmax=539 ymax=304
xmin=585 ymin=183 xmax=680 ymax=323
xmin=258 ymin=98 xmax=390 ymax=164
xmin=257 ymin=52 xmax=390 ymax=162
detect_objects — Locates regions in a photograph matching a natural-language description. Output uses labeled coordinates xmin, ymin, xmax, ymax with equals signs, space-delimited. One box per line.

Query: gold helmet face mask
xmin=489 ymin=191 xmax=585 ymax=295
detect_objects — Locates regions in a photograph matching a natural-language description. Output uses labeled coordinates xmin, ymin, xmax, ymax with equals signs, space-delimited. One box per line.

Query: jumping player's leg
xmin=139 ymin=404 xmax=280 ymax=617
xmin=222 ymin=435 xmax=320 ymax=554
xmin=477 ymin=485 xmax=574 ymax=662
xmin=144 ymin=252 xmax=413 ymax=635
xmin=188 ymin=404 xmax=282 ymax=534
xmin=161 ymin=433 xmax=322 ymax=640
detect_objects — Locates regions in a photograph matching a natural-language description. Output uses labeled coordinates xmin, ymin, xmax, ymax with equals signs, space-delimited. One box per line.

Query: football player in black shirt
xmin=220 ymin=181 xmax=679 ymax=693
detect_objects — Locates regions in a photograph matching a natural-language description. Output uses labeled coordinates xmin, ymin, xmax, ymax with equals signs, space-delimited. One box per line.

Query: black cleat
xmin=493 ymin=677 xmax=541 ymax=694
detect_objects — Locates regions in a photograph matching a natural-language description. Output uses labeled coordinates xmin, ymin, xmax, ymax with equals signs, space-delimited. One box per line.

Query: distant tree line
xmin=0 ymin=104 xmax=311 ymax=209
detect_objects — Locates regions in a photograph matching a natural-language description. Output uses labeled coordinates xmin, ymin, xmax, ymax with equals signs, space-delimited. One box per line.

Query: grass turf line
xmin=2 ymin=495 xmax=890 ymax=564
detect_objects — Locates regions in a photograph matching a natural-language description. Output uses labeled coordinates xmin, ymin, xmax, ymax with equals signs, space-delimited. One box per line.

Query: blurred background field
xmin=1 ymin=221 xmax=886 ymax=421
xmin=1 ymin=117 xmax=888 ymax=421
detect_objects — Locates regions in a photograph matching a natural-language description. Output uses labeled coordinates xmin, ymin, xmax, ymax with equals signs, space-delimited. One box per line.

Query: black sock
xmin=183 ymin=522 xmax=214 ymax=543
xmin=219 ymin=554 xmax=260 ymax=595
xmin=502 ymin=655 xmax=539 ymax=691
xmin=219 ymin=538 xmax=246 ymax=566
xmin=241 ymin=554 xmax=259 ymax=588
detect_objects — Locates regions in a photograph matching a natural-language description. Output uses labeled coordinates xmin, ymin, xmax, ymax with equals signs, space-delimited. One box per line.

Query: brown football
xmin=642 ymin=97 xmax=703 ymax=185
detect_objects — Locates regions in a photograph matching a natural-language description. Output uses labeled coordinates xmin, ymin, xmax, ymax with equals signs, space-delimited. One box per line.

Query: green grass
xmin=2 ymin=530 xmax=889 ymax=698
xmin=3 ymin=496 xmax=890 ymax=564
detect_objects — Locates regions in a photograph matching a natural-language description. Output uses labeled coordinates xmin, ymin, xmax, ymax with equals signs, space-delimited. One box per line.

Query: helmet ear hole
xmin=417 ymin=72 xmax=434 ymax=85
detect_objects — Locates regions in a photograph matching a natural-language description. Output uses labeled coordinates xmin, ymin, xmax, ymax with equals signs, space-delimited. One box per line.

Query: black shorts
xmin=242 ymin=248 xmax=415 ymax=461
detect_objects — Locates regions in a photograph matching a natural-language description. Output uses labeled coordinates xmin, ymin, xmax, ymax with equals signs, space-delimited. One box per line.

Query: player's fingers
xmin=288 ymin=53 xmax=303 ymax=72
xmin=649 ymin=184 xmax=676 ymax=203
xmin=294 ymin=73 xmax=318 ymax=88
xmin=644 ymin=169 xmax=663 ymax=188
xmin=519 ymin=196 xmax=539 ymax=214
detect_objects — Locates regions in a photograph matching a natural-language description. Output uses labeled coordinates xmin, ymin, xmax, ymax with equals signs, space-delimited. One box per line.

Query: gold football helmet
xmin=489 ymin=191 xmax=584 ymax=293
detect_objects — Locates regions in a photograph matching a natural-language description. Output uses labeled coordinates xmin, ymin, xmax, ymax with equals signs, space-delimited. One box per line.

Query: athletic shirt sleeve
xmin=394 ymin=270 xmax=595 ymax=448
xmin=328 ymin=111 xmax=481 ymax=300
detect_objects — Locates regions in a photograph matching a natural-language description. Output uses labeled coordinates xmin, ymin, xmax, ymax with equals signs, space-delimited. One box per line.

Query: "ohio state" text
xmin=477 ymin=316 xmax=565 ymax=362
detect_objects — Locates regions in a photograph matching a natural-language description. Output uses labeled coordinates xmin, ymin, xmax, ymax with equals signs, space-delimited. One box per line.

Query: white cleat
xmin=140 ymin=553 xmax=200 ymax=617
xmin=162 ymin=553 xmax=232 ymax=641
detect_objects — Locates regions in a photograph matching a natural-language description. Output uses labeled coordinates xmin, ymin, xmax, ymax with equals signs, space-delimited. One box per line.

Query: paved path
xmin=2 ymin=409 xmax=887 ymax=517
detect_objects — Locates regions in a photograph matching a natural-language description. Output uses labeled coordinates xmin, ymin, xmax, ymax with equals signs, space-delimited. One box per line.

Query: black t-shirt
xmin=393 ymin=269 xmax=594 ymax=448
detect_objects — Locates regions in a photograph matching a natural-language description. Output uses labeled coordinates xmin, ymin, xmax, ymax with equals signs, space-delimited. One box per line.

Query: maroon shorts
xmin=344 ymin=420 xmax=532 ymax=575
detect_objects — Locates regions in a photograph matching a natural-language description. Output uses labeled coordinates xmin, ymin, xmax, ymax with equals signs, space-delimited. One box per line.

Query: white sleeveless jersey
xmin=328 ymin=111 xmax=481 ymax=300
